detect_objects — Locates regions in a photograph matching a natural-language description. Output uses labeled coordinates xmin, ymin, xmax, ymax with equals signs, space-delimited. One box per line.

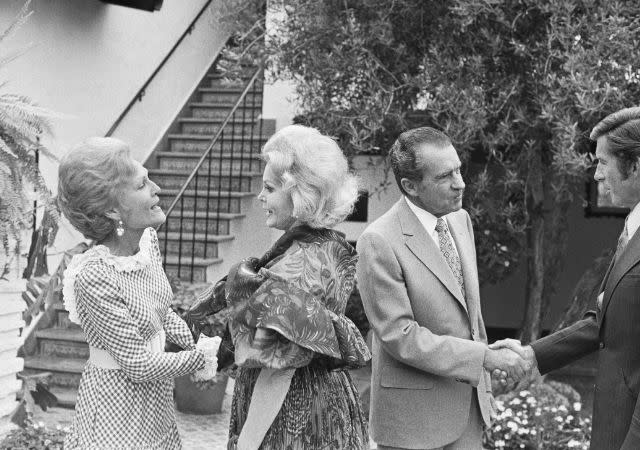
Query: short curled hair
xmin=57 ymin=137 xmax=137 ymax=241
xmin=590 ymin=107 xmax=640 ymax=178
xmin=389 ymin=127 xmax=452 ymax=195
xmin=262 ymin=125 xmax=359 ymax=228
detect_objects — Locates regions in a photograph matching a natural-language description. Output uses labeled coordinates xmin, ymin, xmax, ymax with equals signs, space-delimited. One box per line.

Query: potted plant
xmin=0 ymin=0 xmax=59 ymax=430
xmin=168 ymin=277 xmax=230 ymax=415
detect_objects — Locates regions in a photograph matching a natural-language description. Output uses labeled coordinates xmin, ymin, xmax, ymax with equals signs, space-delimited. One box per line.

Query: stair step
xmin=199 ymin=86 xmax=263 ymax=93
xmin=36 ymin=328 xmax=86 ymax=342
xmin=149 ymin=169 xmax=260 ymax=191
xmin=23 ymin=356 xmax=85 ymax=388
xmin=164 ymin=255 xmax=222 ymax=266
xmin=157 ymin=155 xmax=262 ymax=174
xmin=178 ymin=117 xmax=262 ymax=135
xmin=189 ymin=100 xmax=260 ymax=109
xmin=50 ymin=386 xmax=78 ymax=409
xmin=160 ymin=188 xmax=254 ymax=198
xmin=164 ymin=256 xmax=223 ymax=282
xmin=188 ymin=103 xmax=260 ymax=120
xmin=36 ymin=328 xmax=89 ymax=359
xmin=198 ymin=87 xmax=262 ymax=104
xmin=159 ymin=232 xmax=234 ymax=259
xmin=167 ymin=135 xmax=264 ymax=155
xmin=162 ymin=211 xmax=244 ymax=235
xmin=159 ymin=189 xmax=256 ymax=215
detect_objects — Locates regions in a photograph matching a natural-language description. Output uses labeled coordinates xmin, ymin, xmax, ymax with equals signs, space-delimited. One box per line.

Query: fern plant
xmin=0 ymin=0 xmax=58 ymax=280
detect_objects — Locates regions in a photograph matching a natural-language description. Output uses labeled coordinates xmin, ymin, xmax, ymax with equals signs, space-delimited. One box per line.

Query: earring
xmin=116 ymin=220 xmax=125 ymax=237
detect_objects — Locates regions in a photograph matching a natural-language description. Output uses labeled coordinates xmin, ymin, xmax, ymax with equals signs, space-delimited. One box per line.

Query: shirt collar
xmin=404 ymin=196 xmax=439 ymax=235
xmin=627 ymin=201 xmax=640 ymax=239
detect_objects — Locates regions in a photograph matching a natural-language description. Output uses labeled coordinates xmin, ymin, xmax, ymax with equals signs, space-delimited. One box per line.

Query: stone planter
xmin=0 ymin=279 xmax=26 ymax=433
xmin=174 ymin=373 xmax=228 ymax=415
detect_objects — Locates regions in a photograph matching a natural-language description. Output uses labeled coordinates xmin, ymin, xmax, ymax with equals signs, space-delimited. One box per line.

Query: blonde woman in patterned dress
xmin=57 ymin=137 xmax=218 ymax=449
xmin=188 ymin=125 xmax=372 ymax=449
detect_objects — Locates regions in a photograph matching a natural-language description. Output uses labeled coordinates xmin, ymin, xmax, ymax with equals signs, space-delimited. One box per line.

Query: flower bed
xmin=0 ymin=420 xmax=68 ymax=450
xmin=483 ymin=381 xmax=591 ymax=449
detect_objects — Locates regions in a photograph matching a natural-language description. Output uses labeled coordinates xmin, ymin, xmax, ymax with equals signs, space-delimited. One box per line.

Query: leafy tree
xmin=242 ymin=0 xmax=640 ymax=343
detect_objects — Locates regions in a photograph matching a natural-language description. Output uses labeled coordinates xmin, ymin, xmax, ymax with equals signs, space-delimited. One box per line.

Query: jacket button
xmin=599 ymin=342 xmax=605 ymax=349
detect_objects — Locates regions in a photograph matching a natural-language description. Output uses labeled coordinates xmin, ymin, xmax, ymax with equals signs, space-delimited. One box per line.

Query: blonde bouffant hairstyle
xmin=57 ymin=137 xmax=137 ymax=241
xmin=262 ymin=125 xmax=359 ymax=229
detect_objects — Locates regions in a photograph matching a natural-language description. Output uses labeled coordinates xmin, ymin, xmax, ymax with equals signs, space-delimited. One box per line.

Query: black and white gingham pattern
xmin=64 ymin=228 xmax=204 ymax=449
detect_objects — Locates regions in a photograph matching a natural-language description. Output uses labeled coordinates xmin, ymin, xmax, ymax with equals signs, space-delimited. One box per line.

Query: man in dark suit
xmin=357 ymin=127 xmax=529 ymax=450
xmin=492 ymin=107 xmax=640 ymax=450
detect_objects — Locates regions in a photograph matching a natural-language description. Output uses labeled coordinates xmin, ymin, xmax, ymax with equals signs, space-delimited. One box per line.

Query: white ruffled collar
xmin=62 ymin=228 xmax=155 ymax=324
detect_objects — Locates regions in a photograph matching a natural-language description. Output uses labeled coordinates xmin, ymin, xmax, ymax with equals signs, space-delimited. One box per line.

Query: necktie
xmin=614 ymin=218 xmax=629 ymax=261
xmin=435 ymin=218 xmax=466 ymax=298
xmin=598 ymin=218 xmax=630 ymax=312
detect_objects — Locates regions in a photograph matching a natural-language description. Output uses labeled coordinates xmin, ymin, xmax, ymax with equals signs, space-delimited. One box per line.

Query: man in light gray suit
xmin=356 ymin=127 xmax=527 ymax=450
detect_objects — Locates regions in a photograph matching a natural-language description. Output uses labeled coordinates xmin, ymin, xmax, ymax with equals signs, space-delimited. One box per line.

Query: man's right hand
xmin=483 ymin=346 xmax=532 ymax=384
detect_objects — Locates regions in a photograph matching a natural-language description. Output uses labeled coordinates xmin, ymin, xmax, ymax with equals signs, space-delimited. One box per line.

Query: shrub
xmin=0 ymin=420 xmax=68 ymax=450
xmin=483 ymin=381 xmax=591 ymax=449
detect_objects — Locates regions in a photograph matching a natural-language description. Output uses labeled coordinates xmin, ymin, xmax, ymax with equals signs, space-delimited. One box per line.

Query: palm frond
xmin=0 ymin=0 xmax=33 ymax=46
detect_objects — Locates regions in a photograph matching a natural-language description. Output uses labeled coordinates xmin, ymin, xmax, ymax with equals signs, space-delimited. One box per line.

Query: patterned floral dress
xmin=195 ymin=226 xmax=371 ymax=449
xmin=63 ymin=228 xmax=205 ymax=450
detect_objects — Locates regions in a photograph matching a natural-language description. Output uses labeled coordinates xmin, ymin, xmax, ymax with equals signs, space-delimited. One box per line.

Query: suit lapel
xmin=601 ymin=229 xmax=640 ymax=319
xmin=397 ymin=200 xmax=468 ymax=313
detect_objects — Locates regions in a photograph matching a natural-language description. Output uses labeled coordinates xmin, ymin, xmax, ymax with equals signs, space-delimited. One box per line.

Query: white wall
xmin=0 ymin=0 xmax=229 ymax=264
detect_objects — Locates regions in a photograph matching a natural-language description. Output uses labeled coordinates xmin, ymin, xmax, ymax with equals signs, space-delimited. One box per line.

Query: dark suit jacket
xmin=532 ymin=227 xmax=640 ymax=450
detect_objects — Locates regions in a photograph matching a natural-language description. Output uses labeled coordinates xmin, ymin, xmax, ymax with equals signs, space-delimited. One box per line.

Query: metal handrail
xmin=105 ymin=0 xmax=215 ymax=137
xmin=158 ymin=66 xmax=263 ymax=222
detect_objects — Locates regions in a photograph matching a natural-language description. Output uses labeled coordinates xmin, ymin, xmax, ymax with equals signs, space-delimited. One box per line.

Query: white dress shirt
xmin=404 ymin=197 xmax=460 ymax=255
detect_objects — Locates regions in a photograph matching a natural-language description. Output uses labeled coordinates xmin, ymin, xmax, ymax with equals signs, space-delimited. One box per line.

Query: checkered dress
xmin=64 ymin=228 xmax=204 ymax=450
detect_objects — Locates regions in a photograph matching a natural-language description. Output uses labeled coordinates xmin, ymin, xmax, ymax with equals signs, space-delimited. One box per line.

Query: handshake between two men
xmin=482 ymin=339 xmax=538 ymax=388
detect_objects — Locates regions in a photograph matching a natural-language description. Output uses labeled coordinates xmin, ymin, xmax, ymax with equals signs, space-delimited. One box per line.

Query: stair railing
xmin=157 ymin=66 xmax=264 ymax=281
xmin=104 ymin=0 xmax=215 ymax=137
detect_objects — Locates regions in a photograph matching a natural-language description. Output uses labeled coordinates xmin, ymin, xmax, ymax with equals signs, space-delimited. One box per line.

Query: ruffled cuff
xmin=192 ymin=334 xmax=222 ymax=382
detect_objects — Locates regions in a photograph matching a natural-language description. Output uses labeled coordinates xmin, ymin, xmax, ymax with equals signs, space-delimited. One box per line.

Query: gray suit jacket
xmin=356 ymin=199 xmax=493 ymax=449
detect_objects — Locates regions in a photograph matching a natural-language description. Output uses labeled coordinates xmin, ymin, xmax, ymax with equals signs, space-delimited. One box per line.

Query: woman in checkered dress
xmin=188 ymin=125 xmax=371 ymax=449
xmin=57 ymin=137 xmax=218 ymax=449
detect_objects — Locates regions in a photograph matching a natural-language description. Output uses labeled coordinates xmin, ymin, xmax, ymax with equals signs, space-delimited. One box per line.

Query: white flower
xmin=506 ymin=421 xmax=518 ymax=431
xmin=519 ymin=390 xmax=530 ymax=397
xmin=568 ymin=439 xmax=582 ymax=448
xmin=573 ymin=402 xmax=582 ymax=412
xmin=510 ymin=398 xmax=522 ymax=405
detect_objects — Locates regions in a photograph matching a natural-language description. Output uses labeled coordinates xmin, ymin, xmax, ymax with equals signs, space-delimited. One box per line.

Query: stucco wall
xmin=0 ymin=0 xmax=229 ymax=265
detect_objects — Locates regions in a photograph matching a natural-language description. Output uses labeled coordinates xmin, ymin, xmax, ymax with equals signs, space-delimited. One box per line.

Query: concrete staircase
xmin=22 ymin=60 xmax=267 ymax=407
xmin=22 ymin=304 xmax=86 ymax=407
xmin=150 ymin=65 xmax=267 ymax=282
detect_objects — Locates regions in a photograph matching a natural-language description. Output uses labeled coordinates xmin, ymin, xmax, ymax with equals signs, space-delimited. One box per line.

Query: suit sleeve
xmin=622 ymin=398 xmax=640 ymax=449
xmin=530 ymin=311 xmax=600 ymax=374
xmin=356 ymin=230 xmax=486 ymax=387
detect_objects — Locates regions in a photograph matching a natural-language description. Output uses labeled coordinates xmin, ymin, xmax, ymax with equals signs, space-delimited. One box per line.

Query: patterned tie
xmin=614 ymin=218 xmax=629 ymax=261
xmin=598 ymin=218 xmax=630 ymax=312
xmin=435 ymin=218 xmax=466 ymax=298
